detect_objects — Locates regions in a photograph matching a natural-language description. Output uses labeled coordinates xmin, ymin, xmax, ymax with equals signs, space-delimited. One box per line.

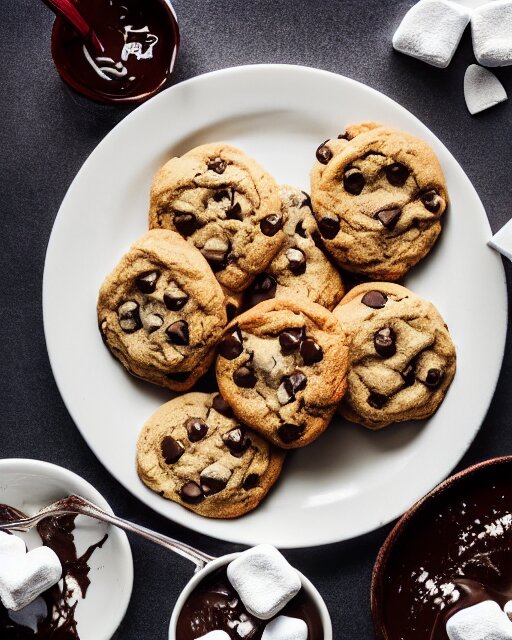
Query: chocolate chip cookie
xmin=215 ymin=299 xmax=349 ymax=449
xmin=243 ymin=185 xmax=345 ymax=311
xmin=97 ymin=230 xmax=227 ymax=392
xmin=333 ymin=282 xmax=456 ymax=430
xmin=149 ymin=143 xmax=285 ymax=293
xmin=310 ymin=122 xmax=448 ymax=280
xmin=136 ymin=392 xmax=286 ymax=518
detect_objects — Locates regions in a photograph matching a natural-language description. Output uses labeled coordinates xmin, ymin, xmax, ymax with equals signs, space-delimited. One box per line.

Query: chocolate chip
xmin=136 ymin=271 xmax=159 ymax=293
xmin=318 ymin=216 xmax=340 ymax=239
xmin=164 ymin=289 xmax=189 ymax=311
xmin=368 ymin=392 xmax=388 ymax=409
xmin=295 ymin=221 xmax=307 ymax=238
xmin=212 ymin=393 xmax=234 ymax=417
xmin=385 ymin=162 xmax=410 ymax=187
xmin=286 ymin=248 xmax=306 ymax=275
xmin=374 ymin=327 xmax=396 ymax=358
xmin=174 ymin=213 xmax=198 ymax=236
xmin=180 ymin=481 xmax=204 ymax=504
xmin=277 ymin=379 xmax=294 ymax=405
xmin=160 ymin=436 xmax=184 ymax=464
xmin=361 ymin=290 xmax=388 ymax=309
xmin=144 ymin=313 xmax=164 ymax=333
xmin=246 ymin=274 xmax=276 ymax=307
xmin=213 ymin=189 xmax=231 ymax=202
xmin=165 ymin=371 xmax=191 ymax=382
xmin=201 ymin=237 xmax=230 ymax=269
xmin=316 ymin=140 xmax=332 ymax=164
xmin=200 ymin=474 xmax=227 ymax=495
xmin=207 ymin=157 xmax=227 ymax=174
xmin=301 ymin=191 xmax=312 ymax=209
xmin=186 ymin=418 xmax=208 ymax=442
xmin=166 ymin=320 xmax=189 ymax=345
xmin=338 ymin=130 xmax=350 ymax=140
xmin=279 ymin=328 xmax=304 ymax=354
xmin=343 ymin=167 xmax=365 ymax=195
xmin=118 ymin=301 xmax=142 ymax=333
xmin=233 ymin=366 xmax=257 ymax=388
xmin=289 ymin=370 xmax=307 ymax=392
xmin=402 ymin=364 xmax=416 ymax=387
xmin=300 ymin=338 xmax=323 ymax=365
xmin=226 ymin=303 xmax=237 ymax=321
xmin=278 ymin=423 xmax=304 ymax=443
xmin=260 ymin=213 xmax=283 ymax=237
xmin=218 ymin=328 xmax=243 ymax=359
xmin=421 ymin=189 xmax=442 ymax=213
xmin=226 ymin=202 xmax=242 ymax=221
xmin=223 ymin=427 xmax=251 ymax=457
xmin=377 ymin=208 xmax=401 ymax=230
xmin=242 ymin=474 xmax=260 ymax=490
xmin=425 ymin=368 xmax=443 ymax=388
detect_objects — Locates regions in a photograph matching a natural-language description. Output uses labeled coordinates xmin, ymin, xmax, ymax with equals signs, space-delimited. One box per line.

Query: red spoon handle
xmin=42 ymin=0 xmax=104 ymax=52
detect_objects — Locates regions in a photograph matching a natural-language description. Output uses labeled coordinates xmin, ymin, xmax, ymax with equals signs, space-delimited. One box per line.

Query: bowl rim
xmin=371 ymin=455 xmax=512 ymax=639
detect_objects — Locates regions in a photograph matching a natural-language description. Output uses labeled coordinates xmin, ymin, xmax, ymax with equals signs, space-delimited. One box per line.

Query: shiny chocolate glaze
xmin=375 ymin=461 xmax=512 ymax=640
xmin=176 ymin=566 xmax=323 ymax=640
xmin=0 ymin=502 xmax=107 ymax=638
xmin=51 ymin=0 xmax=179 ymax=103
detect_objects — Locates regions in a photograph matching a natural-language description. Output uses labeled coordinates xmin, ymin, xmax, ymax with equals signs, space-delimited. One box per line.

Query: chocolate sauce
xmin=375 ymin=460 xmax=512 ymax=640
xmin=176 ymin=567 xmax=324 ymax=640
xmin=51 ymin=0 xmax=179 ymax=103
xmin=0 ymin=502 xmax=107 ymax=639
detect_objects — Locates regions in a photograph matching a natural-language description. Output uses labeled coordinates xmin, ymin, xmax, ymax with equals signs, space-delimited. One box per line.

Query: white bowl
xmin=0 ymin=458 xmax=133 ymax=640
xmin=168 ymin=552 xmax=332 ymax=639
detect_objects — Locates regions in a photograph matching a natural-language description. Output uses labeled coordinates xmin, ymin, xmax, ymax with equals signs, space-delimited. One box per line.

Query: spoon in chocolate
xmin=41 ymin=0 xmax=104 ymax=53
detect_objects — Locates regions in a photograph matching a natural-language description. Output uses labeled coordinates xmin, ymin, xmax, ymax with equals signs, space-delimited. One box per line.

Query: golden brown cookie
xmin=310 ymin=122 xmax=448 ymax=280
xmin=215 ymin=299 xmax=349 ymax=449
xmin=97 ymin=230 xmax=227 ymax=392
xmin=137 ymin=392 xmax=285 ymax=518
xmin=333 ymin=282 xmax=456 ymax=430
xmin=149 ymin=142 xmax=285 ymax=292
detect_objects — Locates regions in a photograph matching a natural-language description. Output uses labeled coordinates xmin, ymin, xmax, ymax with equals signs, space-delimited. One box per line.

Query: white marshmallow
xmin=505 ymin=600 xmax=512 ymax=620
xmin=488 ymin=218 xmax=512 ymax=262
xmin=8 ymin=597 xmax=48 ymax=632
xmin=392 ymin=0 xmax=472 ymax=68
xmin=0 ymin=545 xmax=62 ymax=611
xmin=0 ymin=530 xmax=26 ymax=559
xmin=262 ymin=616 xmax=308 ymax=640
xmin=227 ymin=545 xmax=301 ymax=620
xmin=195 ymin=632 xmax=231 ymax=640
xmin=472 ymin=0 xmax=512 ymax=67
xmin=464 ymin=64 xmax=507 ymax=114
xmin=446 ymin=600 xmax=512 ymax=640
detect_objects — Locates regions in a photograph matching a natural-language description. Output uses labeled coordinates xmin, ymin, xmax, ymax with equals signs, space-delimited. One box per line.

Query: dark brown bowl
xmin=371 ymin=455 xmax=512 ymax=640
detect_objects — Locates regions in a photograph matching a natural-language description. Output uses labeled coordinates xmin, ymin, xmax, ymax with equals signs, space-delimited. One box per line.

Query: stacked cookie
xmin=97 ymin=124 xmax=456 ymax=519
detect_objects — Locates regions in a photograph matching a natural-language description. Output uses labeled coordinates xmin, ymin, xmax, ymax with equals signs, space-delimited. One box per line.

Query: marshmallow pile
xmin=393 ymin=0 xmax=511 ymax=114
xmin=446 ymin=600 xmax=512 ymax=640
xmin=0 ymin=530 xmax=62 ymax=612
xmin=196 ymin=545 xmax=308 ymax=640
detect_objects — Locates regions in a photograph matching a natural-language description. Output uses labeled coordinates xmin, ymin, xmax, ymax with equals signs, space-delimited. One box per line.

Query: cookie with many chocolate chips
xmin=216 ymin=299 xmax=349 ymax=449
xmin=97 ymin=230 xmax=227 ymax=392
xmin=310 ymin=122 xmax=449 ymax=280
xmin=149 ymin=142 xmax=285 ymax=292
xmin=333 ymin=282 xmax=456 ymax=430
xmin=243 ymin=185 xmax=345 ymax=311
xmin=136 ymin=392 xmax=285 ymax=518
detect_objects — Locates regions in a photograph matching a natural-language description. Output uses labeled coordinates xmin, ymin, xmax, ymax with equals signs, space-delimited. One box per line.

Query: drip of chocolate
xmin=0 ymin=502 xmax=107 ymax=639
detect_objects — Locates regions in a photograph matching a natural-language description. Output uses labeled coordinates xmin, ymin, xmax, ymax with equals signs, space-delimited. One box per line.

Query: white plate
xmin=0 ymin=459 xmax=133 ymax=639
xmin=43 ymin=64 xmax=507 ymax=548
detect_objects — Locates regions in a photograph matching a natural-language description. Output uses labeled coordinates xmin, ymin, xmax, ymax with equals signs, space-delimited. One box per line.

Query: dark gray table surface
xmin=1 ymin=1 xmax=512 ymax=638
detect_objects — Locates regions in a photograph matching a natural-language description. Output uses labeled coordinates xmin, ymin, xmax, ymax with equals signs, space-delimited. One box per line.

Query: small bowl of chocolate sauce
xmin=372 ymin=456 xmax=512 ymax=640
xmin=169 ymin=552 xmax=332 ymax=640
xmin=51 ymin=0 xmax=179 ymax=104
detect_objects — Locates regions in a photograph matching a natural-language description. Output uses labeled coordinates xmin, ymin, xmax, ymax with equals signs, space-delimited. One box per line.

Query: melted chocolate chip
xmin=361 ymin=290 xmax=388 ymax=309
xmin=136 ymin=271 xmax=159 ymax=293
xmin=402 ymin=364 xmax=416 ymax=387
xmin=246 ymin=274 xmax=277 ymax=307
xmin=212 ymin=393 xmax=234 ymax=417
xmin=166 ymin=320 xmax=189 ymax=345
xmin=338 ymin=130 xmax=350 ymax=140
xmin=218 ymin=328 xmax=243 ymax=359
xmin=425 ymin=368 xmax=443 ymax=388
xmin=174 ymin=213 xmax=198 ymax=236
xmin=207 ymin=158 xmax=226 ymax=174
xmin=186 ymin=418 xmax=209 ymax=442
xmin=161 ymin=436 xmax=185 ymax=464
xmin=180 ymin=481 xmax=204 ymax=504
xmin=286 ymin=248 xmax=307 ymax=275
xmin=226 ymin=202 xmax=243 ymax=221
xmin=213 ymin=189 xmax=231 ymax=202
xmin=279 ymin=328 xmax=304 ymax=354
xmin=278 ymin=423 xmax=305 ymax=443
xmin=368 ymin=392 xmax=388 ymax=409
xmin=260 ymin=213 xmax=283 ymax=237
xmin=300 ymin=338 xmax=323 ymax=365
xmin=377 ymin=207 xmax=402 ymax=230
xmin=385 ymin=162 xmax=410 ymax=187
xmin=421 ymin=189 xmax=442 ymax=213
xmin=343 ymin=167 xmax=365 ymax=195
xmin=301 ymin=191 xmax=312 ymax=209
xmin=118 ymin=301 xmax=142 ymax=333
xmin=164 ymin=290 xmax=189 ymax=311
xmin=374 ymin=327 xmax=396 ymax=358
xmin=295 ymin=221 xmax=307 ymax=238
xmin=223 ymin=427 xmax=251 ymax=457
xmin=318 ymin=216 xmax=340 ymax=239
xmin=233 ymin=366 xmax=257 ymax=388
xmin=289 ymin=369 xmax=307 ymax=392
xmin=316 ymin=140 xmax=332 ymax=164
xmin=200 ymin=472 xmax=227 ymax=495
xmin=242 ymin=474 xmax=260 ymax=490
